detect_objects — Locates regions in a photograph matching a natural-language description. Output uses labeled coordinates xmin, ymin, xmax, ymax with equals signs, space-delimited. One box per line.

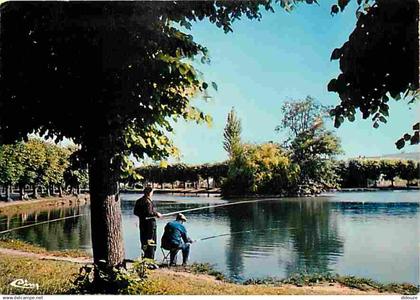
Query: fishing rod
xmin=193 ymin=227 xmax=282 ymax=242
xmin=0 ymin=214 xmax=88 ymax=234
xmin=146 ymin=198 xmax=281 ymax=220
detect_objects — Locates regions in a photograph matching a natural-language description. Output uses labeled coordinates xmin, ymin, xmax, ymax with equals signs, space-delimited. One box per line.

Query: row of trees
xmin=0 ymin=139 xmax=88 ymax=201
xmin=123 ymin=156 xmax=420 ymax=192
xmin=130 ymin=162 xmax=228 ymax=189
xmin=338 ymin=159 xmax=420 ymax=188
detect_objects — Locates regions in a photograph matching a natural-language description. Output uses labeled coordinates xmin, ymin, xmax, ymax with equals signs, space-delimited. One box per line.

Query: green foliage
xmin=223 ymin=107 xmax=242 ymax=159
xmin=43 ymin=143 xmax=71 ymax=189
xmin=275 ymin=96 xmax=330 ymax=139
xmin=328 ymin=0 xmax=419 ymax=149
xmin=222 ymin=143 xmax=300 ymax=196
xmin=282 ymin=272 xmax=418 ymax=294
xmin=397 ymin=160 xmax=419 ymax=185
xmin=278 ymin=97 xmax=342 ymax=189
xmin=395 ymin=122 xmax=419 ymax=150
xmin=338 ymin=158 xmax=419 ymax=188
xmin=133 ymin=162 xmax=228 ymax=188
xmin=380 ymin=160 xmax=399 ymax=186
xmin=189 ymin=263 xmax=226 ymax=281
xmin=0 ymin=139 xmax=80 ymax=198
xmin=63 ymin=150 xmax=89 ymax=193
xmin=71 ymin=259 xmax=150 ymax=295
xmin=0 ymin=1 xmax=316 ymax=177
xmin=290 ymin=128 xmax=342 ymax=188
xmin=244 ymin=272 xmax=418 ymax=295
xmin=0 ymin=144 xmax=25 ymax=188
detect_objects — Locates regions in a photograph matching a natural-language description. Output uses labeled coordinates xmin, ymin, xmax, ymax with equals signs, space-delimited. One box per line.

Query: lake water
xmin=1 ymin=191 xmax=419 ymax=285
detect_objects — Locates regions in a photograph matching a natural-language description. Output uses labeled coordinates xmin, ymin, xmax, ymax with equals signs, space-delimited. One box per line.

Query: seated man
xmin=161 ymin=213 xmax=193 ymax=266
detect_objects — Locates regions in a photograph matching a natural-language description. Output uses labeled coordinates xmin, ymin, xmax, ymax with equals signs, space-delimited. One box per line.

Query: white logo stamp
xmin=9 ymin=279 xmax=39 ymax=290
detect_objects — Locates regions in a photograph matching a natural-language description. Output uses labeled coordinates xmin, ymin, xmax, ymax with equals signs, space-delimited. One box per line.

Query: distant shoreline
xmin=120 ymin=186 xmax=420 ymax=198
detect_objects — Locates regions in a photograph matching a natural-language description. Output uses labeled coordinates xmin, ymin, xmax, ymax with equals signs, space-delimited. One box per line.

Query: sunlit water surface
xmin=1 ymin=191 xmax=418 ymax=284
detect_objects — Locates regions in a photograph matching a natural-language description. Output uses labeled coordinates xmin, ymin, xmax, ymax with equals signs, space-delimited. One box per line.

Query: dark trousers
xmin=139 ymin=218 xmax=156 ymax=259
xmin=170 ymin=243 xmax=190 ymax=265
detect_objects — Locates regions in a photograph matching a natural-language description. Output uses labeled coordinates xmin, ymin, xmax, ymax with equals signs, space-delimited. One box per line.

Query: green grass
xmin=0 ymin=253 xmax=80 ymax=294
xmin=0 ymin=237 xmax=90 ymax=258
xmin=188 ymin=263 xmax=226 ymax=281
xmin=245 ymin=272 xmax=419 ymax=295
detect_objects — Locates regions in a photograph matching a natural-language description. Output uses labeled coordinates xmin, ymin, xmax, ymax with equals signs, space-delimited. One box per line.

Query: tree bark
xmin=32 ymin=185 xmax=39 ymax=199
xmin=58 ymin=185 xmax=63 ymax=197
xmin=88 ymin=145 xmax=125 ymax=268
xmin=19 ymin=185 xmax=24 ymax=200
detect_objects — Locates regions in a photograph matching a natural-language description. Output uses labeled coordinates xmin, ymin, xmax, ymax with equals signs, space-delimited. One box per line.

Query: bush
xmin=222 ymin=143 xmax=300 ymax=196
xmin=70 ymin=258 xmax=151 ymax=294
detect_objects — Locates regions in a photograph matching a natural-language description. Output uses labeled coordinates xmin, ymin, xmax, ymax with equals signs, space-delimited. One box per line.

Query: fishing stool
xmin=161 ymin=247 xmax=179 ymax=266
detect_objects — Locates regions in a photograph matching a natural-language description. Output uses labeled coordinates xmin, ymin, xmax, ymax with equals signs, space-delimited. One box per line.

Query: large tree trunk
xmin=88 ymin=146 xmax=125 ymax=269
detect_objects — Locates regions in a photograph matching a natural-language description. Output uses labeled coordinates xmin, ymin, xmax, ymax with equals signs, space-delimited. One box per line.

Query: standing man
xmin=134 ymin=187 xmax=162 ymax=260
xmin=161 ymin=213 xmax=193 ymax=266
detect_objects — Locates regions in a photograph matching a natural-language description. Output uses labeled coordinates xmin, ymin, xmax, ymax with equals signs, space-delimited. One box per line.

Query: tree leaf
xmin=379 ymin=116 xmax=387 ymax=123
xmin=331 ymin=4 xmax=339 ymax=15
xmin=330 ymin=48 xmax=342 ymax=60
xmin=410 ymin=132 xmax=419 ymax=145
xmin=395 ymin=138 xmax=405 ymax=149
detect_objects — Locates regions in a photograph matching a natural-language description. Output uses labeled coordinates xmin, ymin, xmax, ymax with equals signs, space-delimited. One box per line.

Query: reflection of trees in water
xmin=3 ymin=205 xmax=91 ymax=251
xmin=331 ymin=202 xmax=419 ymax=217
xmin=285 ymin=200 xmax=343 ymax=276
xmin=225 ymin=199 xmax=344 ymax=279
xmin=225 ymin=201 xmax=290 ymax=279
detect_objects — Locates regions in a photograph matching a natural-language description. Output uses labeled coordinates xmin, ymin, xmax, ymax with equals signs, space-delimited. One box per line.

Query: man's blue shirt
xmin=161 ymin=220 xmax=189 ymax=248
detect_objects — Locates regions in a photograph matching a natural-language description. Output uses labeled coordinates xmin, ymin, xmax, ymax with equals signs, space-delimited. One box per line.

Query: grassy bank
xmin=0 ymin=253 xmax=80 ymax=294
xmin=0 ymin=195 xmax=89 ymax=216
xmin=0 ymin=238 xmax=90 ymax=258
xmin=0 ymin=250 xmax=418 ymax=295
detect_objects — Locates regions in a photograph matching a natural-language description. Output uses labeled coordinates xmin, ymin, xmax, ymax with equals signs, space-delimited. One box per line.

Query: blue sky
xmin=166 ymin=1 xmax=419 ymax=164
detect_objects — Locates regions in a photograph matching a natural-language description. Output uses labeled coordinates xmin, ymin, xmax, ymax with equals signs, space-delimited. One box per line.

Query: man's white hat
xmin=176 ymin=213 xmax=187 ymax=221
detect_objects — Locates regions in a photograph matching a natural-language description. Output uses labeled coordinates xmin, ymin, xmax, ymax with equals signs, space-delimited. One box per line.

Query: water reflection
xmin=1 ymin=205 xmax=91 ymax=251
xmin=0 ymin=191 xmax=418 ymax=285
xmin=224 ymin=199 xmax=344 ymax=280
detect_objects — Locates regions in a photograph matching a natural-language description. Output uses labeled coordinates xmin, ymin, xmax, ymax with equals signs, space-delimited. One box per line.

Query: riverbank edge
xmin=0 ymin=240 xmax=418 ymax=295
xmin=0 ymin=194 xmax=90 ymax=215
xmin=122 ymin=186 xmax=420 ymax=198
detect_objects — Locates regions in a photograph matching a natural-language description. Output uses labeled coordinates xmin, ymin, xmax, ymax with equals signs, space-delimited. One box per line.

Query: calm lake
xmin=1 ymin=191 xmax=419 ymax=285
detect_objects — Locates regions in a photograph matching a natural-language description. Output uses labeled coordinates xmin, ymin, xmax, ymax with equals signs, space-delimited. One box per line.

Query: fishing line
xmin=0 ymin=214 xmax=89 ymax=234
xmin=147 ymin=198 xmax=281 ymax=220
xmin=194 ymin=227 xmax=282 ymax=242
